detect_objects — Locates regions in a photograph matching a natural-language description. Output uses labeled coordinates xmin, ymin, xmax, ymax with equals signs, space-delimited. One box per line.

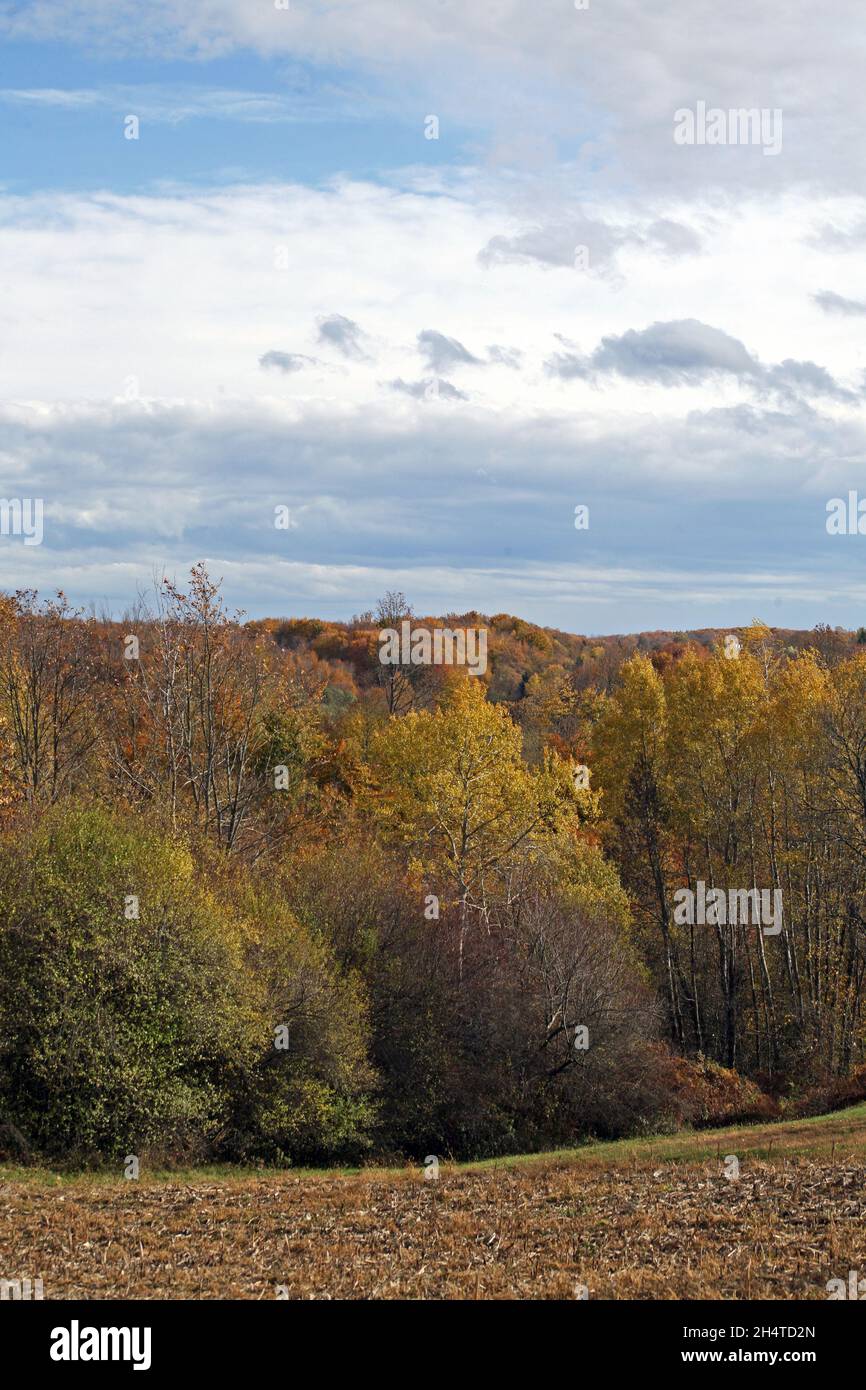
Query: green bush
xmin=219 ymin=882 xmax=376 ymax=1163
xmin=0 ymin=807 xmax=374 ymax=1165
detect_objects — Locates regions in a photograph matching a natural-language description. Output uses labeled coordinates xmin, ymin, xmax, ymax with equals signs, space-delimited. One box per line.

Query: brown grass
xmin=2 ymin=1151 xmax=865 ymax=1299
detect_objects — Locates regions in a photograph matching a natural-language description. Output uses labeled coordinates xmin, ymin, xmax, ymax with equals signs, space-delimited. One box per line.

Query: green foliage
xmin=252 ymin=706 xmax=325 ymax=797
xmin=0 ymin=807 xmax=374 ymax=1165
xmin=220 ymin=882 xmax=375 ymax=1163
xmin=0 ymin=808 xmax=246 ymax=1160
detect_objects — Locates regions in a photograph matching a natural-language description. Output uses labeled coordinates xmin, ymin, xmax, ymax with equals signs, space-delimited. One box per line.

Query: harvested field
xmin=2 ymin=1153 xmax=865 ymax=1299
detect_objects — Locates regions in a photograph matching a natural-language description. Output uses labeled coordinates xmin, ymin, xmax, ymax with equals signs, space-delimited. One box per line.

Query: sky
xmin=2 ymin=0 xmax=866 ymax=632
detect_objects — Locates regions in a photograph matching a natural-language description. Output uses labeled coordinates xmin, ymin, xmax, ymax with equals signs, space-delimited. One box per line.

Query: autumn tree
xmin=0 ymin=590 xmax=98 ymax=804
xmin=593 ymin=654 xmax=687 ymax=1047
xmin=104 ymin=566 xmax=326 ymax=856
xmin=368 ymin=678 xmax=590 ymax=975
xmin=372 ymin=590 xmax=416 ymax=715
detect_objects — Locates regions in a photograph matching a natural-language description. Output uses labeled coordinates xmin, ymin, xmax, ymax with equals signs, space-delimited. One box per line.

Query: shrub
xmin=648 ymin=1047 xmax=779 ymax=1128
xmin=787 ymin=1064 xmax=866 ymax=1119
xmin=219 ymin=882 xmax=376 ymax=1163
xmin=0 ymin=807 xmax=374 ymax=1165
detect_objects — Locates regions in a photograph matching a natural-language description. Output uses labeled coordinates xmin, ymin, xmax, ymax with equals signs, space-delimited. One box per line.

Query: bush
xmin=290 ymin=835 xmax=666 ymax=1158
xmin=0 ymin=807 xmax=374 ymax=1165
xmin=787 ymin=1064 xmax=866 ymax=1119
xmin=218 ymin=882 xmax=375 ymax=1163
xmin=648 ymin=1048 xmax=779 ymax=1128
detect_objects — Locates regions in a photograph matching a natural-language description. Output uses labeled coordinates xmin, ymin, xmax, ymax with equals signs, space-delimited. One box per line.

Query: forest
xmin=1 ymin=565 xmax=865 ymax=1168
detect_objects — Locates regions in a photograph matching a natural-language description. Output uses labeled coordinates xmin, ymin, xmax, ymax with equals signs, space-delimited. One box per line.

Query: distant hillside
xmin=246 ymin=611 xmax=861 ymax=707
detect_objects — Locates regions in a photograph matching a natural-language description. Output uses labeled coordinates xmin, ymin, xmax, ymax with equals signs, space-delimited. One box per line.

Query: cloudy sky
xmin=2 ymin=0 xmax=866 ymax=631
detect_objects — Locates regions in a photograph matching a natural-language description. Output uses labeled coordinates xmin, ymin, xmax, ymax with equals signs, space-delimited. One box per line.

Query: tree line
xmin=0 ymin=577 xmax=860 ymax=1166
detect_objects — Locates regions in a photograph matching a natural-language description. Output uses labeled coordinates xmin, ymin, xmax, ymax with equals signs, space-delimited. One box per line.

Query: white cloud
xmin=0 ymin=178 xmax=862 ymax=411
xmin=5 ymin=2 xmax=866 ymax=192
xmin=0 ymin=172 xmax=864 ymax=625
xmin=0 ymin=82 xmax=374 ymax=123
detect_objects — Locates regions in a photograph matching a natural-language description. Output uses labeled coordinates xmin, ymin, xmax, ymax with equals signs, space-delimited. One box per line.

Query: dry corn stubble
xmin=2 ymin=1157 xmax=864 ymax=1300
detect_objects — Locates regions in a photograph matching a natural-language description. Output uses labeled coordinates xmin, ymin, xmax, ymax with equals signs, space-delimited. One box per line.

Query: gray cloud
xmin=766 ymin=358 xmax=858 ymax=403
xmin=4 ymin=391 xmax=866 ymax=631
xmin=813 ymin=289 xmax=866 ymax=317
xmin=486 ymin=345 xmax=523 ymax=368
xmin=810 ymin=221 xmax=866 ymax=251
xmin=259 ymin=350 xmax=319 ymax=373
xmin=591 ymin=320 xmax=757 ymax=382
xmin=546 ymin=319 xmax=755 ymax=384
xmin=644 ymin=219 xmax=703 ymax=257
xmin=545 ymin=318 xmax=856 ymax=401
xmin=387 ymin=376 xmax=468 ymax=401
xmin=478 ymin=215 xmax=702 ymax=273
xmin=479 ymin=220 xmax=621 ymax=271
xmin=417 ymin=329 xmax=481 ymax=371
xmin=316 ymin=313 xmax=368 ymax=359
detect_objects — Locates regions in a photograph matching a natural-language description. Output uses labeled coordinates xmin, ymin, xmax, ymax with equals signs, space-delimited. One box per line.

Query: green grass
xmin=465 ymin=1101 xmax=866 ymax=1171
xmin=0 ymin=1160 xmax=366 ymax=1187
xmin=3 ymin=1102 xmax=865 ymax=1188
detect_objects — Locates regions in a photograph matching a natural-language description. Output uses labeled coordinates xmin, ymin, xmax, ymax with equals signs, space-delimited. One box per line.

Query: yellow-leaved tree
xmin=367 ymin=679 xmax=593 ymax=975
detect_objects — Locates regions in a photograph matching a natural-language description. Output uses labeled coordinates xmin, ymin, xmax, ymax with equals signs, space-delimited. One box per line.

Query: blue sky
xmin=2 ymin=1 xmax=866 ymax=633
xmin=0 ymin=39 xmax=475 ymax=191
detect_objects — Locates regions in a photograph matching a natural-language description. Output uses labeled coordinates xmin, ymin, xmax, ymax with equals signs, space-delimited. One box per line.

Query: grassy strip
xmin=2 ymin=1101 xmax=865 ymax=1188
